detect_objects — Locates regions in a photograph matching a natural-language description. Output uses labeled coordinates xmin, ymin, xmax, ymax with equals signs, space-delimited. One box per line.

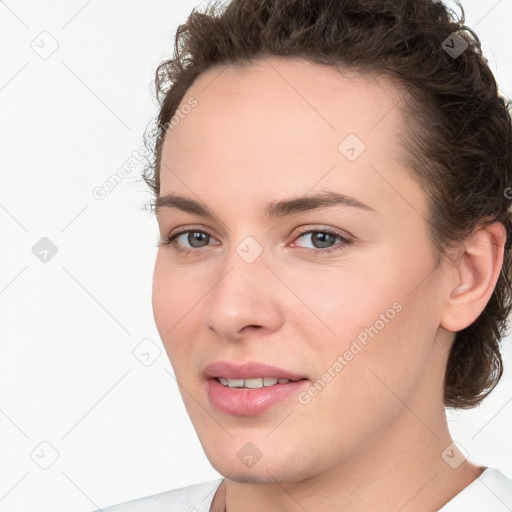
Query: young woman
xmin=98 ymin=0 xmax=512 ymax=510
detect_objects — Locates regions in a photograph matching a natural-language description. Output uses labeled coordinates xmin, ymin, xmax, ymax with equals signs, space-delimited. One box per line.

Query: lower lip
xmin=206 ymin=378 xmax=309 ymax=417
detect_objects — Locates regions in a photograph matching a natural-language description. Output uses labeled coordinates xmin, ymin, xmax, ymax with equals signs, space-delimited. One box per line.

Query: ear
xmin=440 ymin=221 xmax=506 ymax=333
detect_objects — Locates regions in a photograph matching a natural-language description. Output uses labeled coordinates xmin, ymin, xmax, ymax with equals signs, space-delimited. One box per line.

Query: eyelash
xmin=157 ymin=226 xmax=352 ymax=256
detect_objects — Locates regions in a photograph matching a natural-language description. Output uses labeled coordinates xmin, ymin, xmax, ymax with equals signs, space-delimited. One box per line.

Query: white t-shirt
xmin=96 ymin=467 xmax=512 ymax=512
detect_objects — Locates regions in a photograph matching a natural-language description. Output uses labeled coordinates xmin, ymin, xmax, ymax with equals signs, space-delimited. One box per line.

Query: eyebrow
xmin=154 ymin=190 xmax=376 ymax=219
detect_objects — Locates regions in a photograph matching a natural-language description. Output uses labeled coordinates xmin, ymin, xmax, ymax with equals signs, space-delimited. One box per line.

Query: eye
xmin=291 ymin=227 xmax=352 ymax=255
xmin=157 ymin=227 xmax=218 ymax=254
xmin=157 ymin=226 xmax=353 ymax=256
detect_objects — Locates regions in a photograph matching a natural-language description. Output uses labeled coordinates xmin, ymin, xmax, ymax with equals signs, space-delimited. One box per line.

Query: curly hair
xmin=142 ymin=0 xmax=512 ymax=409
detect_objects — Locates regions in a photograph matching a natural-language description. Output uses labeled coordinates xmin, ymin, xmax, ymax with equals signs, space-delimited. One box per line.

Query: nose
xmin=205 ymin=247 xmax=285 ymax=342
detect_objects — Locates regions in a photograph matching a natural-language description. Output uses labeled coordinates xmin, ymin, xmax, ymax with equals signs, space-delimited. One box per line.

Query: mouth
xmin=214 ymin=376 xmax=307 ymax=389
xmin=203 ymin=360 xmax=310 ymax=416
xmin=203 ymin=360 xmax=308 ymax=382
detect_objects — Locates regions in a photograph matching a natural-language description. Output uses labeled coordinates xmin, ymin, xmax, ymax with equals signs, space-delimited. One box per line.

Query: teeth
xmin=217 ymin=377 xmax=292 ymax=388
xmin=219 ymin=377 xmax=244 ymax=387
xmin=245 ymin=378 xmax=264 ymax=388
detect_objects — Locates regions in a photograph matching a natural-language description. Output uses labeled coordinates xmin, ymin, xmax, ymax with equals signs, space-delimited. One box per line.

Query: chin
xmin=205 ymin=449 xmax=317 ymax=485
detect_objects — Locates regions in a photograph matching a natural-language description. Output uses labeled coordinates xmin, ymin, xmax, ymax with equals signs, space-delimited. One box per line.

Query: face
xmin=152 ymin=57 xmax=452 ymax=483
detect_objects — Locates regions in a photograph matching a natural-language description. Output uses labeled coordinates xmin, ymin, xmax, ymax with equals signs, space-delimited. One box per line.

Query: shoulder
xmin=95 ymin=478 xmax=224 ymax=512
xmin=439 ymin=467 xmax=512 ymax=511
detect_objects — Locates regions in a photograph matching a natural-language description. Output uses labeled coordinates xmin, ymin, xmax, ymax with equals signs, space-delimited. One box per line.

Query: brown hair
xmin=142 ymin=0 xmax=512 ymax=409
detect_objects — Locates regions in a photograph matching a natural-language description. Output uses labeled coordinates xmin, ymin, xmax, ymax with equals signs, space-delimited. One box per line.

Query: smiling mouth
xmin=206 ymin=371 xmax=310 ymax=416
xmin=215 ymin=377 xmax=307 ymax=388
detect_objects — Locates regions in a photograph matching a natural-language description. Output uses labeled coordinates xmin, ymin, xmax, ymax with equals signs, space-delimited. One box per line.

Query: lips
xmin=202 ymin=360 xmax=310 ymax=416
xmin=202 ymin=360 xmax=307 ymax=381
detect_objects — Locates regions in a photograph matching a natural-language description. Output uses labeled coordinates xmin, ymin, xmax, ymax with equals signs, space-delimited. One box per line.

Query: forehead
xmin=159 ymin=57 xmax=426 ymax=218
xmin=166 ymin=57 xmax=405 ymax=150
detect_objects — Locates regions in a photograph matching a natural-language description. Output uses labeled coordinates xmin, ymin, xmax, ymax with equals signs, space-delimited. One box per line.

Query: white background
xmin=1 ymin=1 xmax=511 ymax=511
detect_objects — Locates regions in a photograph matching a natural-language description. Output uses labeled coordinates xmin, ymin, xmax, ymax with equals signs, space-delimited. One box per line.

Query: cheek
xmin=294 ymin=300 xmax=426 ymax=449
xmin=283 ymin=257 xmax=404 ymax=349
xmin=152 ymin=253 xmax=203 ymax=321
xmin=288 ymin=247 xmax=435 ymax=388
xmin=152 ymin=256 xmax=173 ymax=335
xmin=151 ymin=255 xmax=200 ymax=360
xmin=331 ymin=302 xmax=437 ymax=424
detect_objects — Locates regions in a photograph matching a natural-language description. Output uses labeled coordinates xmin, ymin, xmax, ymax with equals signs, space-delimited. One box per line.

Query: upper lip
xmin=203 ymin=361 xmax=307 ymax=381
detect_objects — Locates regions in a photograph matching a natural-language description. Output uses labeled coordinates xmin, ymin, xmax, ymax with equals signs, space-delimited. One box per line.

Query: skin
xmin=151 ymin=57 xmax=506 ymax=512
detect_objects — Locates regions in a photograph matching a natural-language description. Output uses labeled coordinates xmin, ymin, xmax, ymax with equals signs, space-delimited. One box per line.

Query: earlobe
xmin=441 ymin=221 xmax=506 ymax=333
